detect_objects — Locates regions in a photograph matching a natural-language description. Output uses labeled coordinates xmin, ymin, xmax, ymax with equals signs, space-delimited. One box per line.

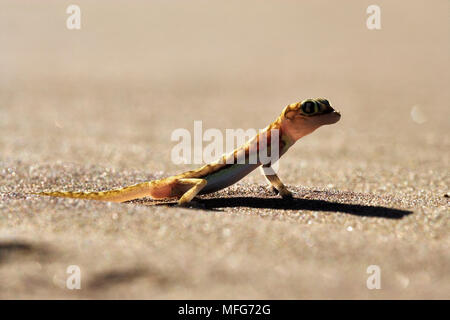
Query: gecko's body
xmin=37 ymin=99 xmax=341 ymax=205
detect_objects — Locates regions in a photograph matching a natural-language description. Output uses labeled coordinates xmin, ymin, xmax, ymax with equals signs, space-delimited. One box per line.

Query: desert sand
xmin=0 ymin=1 xmax=448 ymax=299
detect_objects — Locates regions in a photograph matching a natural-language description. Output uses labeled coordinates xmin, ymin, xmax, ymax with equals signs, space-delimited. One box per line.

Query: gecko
xmin=35 ymin=99 xmax=341 ymax=206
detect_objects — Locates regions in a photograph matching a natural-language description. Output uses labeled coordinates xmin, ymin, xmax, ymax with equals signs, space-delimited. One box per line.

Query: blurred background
xmin=0 ymin=0 xmax=448 ymax=299
xmin=1 ymin=1 xmax=448 ymax=176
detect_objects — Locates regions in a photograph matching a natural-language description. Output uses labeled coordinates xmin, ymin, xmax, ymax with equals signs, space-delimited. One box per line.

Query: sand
xmin=0 ymin=0 xmax=448 ymax=299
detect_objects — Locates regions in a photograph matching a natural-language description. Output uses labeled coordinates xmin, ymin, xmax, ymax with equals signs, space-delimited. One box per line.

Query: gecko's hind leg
xmin=176 ymin=178 xmax=208 ymax=206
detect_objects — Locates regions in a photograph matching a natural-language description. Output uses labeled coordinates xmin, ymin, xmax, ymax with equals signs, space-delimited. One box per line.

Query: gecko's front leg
xmin=260 ymin=165 xmax=293 ymax=199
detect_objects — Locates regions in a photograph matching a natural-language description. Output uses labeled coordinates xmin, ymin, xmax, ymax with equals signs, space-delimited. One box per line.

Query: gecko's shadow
xmin=153 ymin=197 xmax=413 ymax=219
xmin=205 ymin=197 xmax=412 ymax=219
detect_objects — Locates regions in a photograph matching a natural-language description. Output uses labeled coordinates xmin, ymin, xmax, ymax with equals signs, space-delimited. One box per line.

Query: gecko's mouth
xmin=317 ymin=107 xmax=341 ymax=124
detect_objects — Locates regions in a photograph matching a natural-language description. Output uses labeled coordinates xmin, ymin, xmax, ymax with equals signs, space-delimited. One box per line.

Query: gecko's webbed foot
xmin=269 ymin=186 xmax=294 ymax=200
xmin=270 ymin=186 xmax=279 ymax=195
xmin=279 ymin=189 xmax=294 ymax=200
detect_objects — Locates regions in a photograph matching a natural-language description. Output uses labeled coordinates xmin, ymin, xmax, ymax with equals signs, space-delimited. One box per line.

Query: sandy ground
xmin=0 ymin=1 xmax=449 ymax=299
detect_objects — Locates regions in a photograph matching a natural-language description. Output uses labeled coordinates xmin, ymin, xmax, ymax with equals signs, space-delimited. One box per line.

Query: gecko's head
xmin=280 ymin=98 xmax=341 ymax=141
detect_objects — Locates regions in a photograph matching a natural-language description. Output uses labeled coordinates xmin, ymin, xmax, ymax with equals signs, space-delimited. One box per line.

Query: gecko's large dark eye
xmin=301 ymin=101 xmax=316 ymax=114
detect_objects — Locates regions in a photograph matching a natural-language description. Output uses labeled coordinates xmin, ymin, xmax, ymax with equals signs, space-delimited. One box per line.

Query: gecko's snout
xmin=312 ymin=99 xmax=341 ymax=125
xmin=323 ymin=108 xmax=341 ymax=125
xmin=328 ymin=105 xmax=340 ymax=116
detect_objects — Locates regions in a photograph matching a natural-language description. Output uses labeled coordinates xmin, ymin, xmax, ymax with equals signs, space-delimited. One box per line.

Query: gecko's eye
xmin=301 ymin=101 xmax=318 ymax=115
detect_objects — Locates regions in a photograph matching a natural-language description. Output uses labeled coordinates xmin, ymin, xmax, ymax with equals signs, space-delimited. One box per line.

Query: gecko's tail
xmin=34 ymin=181 xmax=155 ymax=203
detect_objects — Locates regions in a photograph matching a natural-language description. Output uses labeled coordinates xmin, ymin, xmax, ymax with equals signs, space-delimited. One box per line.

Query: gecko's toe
xmin=280 ymin=190 xmax=294 ymax=200
xmin=177 ymin=201 xmax=191 ymax=207
xmin=269 ymin=186 xmax=279 ymax=195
